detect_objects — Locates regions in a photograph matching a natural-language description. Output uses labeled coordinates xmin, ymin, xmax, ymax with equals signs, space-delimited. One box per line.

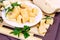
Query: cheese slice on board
xmin=33 ymin=0 xmax=60 ymax=14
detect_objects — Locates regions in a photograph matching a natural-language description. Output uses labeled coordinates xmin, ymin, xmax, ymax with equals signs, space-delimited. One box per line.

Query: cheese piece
xmin=33 ymin=0 xmax=60 ymax=14
xmin=46 ymin=18 xmax=54 ymax=25
xmin=29 ymin=27 xmax=39 ymax=34
xmin=49 ymin=14 xmax=55 ymax=17
xmin=29 ymin=17 xmax=35 ymax=23
xmin=39 ymin=24 xmax=50 ymax=36
xmin=20 ymin=9 xmax=29 ymax=23
xmin=39 ymin=19 xmax=50 ymax=36
xmin=39 ymin=26 xmax=47 ymax=36
xmin=17 ymin=15 xmax=22 ymax=24
xmin=11 ymin=6 xmax=20 ymax=19
xmin=46 ymin=0 xmax=60 ymax=9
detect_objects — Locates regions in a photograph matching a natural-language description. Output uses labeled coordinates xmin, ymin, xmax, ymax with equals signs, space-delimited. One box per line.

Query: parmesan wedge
xmin=29 ymin=27 xmax=39 ymax=34
xmin=33 ymin=0 xmax=60 ymax=14
xmin=46 ymin=18 xmax=54 ymax=25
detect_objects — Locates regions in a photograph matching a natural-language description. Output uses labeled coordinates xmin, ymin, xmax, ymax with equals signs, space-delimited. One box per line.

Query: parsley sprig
xmin=43 ymin=15 xmax=53 ymax=23
xmin=10 ymin=25 xmax=30 ymax=38
xmin=43 ymin=16 xmax=52 ymax=19
xmin=5 ymin=2 xmax=21 ymax=16
xmin=11 ymin=2 xmax=20 ymax=8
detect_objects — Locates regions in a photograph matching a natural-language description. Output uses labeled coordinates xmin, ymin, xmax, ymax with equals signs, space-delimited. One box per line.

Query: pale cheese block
xmin=46 ymin=18 xmax=54 ymax=25
xmin=49 ymin=14 xmax=55 ymax=17
xmin=33 ymin=0 xmax=60 ymax=14
xmin=39 ymin=19 xmax=50 ymax=36
xmin=17 ymin=15 xmax=22 ymax=24
xmin=39 ymin=24 xmax=50 ymax=36
xmin=29 ymin=26 xmax=39 ymax=34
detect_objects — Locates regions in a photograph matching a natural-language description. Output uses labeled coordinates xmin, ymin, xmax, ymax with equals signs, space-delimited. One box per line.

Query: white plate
xmin=2 ymin=1 xmax=42 ymax=28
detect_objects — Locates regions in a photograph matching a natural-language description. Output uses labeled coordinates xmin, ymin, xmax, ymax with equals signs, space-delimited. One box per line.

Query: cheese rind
xmin=33 ymin=0 xmax=60 ymax=14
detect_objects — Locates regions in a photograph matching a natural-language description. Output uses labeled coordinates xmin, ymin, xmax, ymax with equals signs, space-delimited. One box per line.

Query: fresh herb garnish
xmin=22 ymin=25 xmax=30 ymax=38
xmin=43 ymin=15 xmax=52 ymax=19
xmin=23 ymin=32 xmax=30 ymax=38
xmin=10 ymin=25 xmax=30 ymax=38
xmin=5 ymin=2 xmax=21 ymax=16
xmin=24 ymin=25 xmax=30 ymax=32
xmin=43 ymin=15 xmax=53 ymax=23
xmin=10 ymin=27 xmax=22 ymax=37
xmin=5 ymin=7 xmax=13 ymax=16
xmin=11 ymin=2 xmax=21 ymax=8
xmin=6 ymin=7 xmax=13 ymax=13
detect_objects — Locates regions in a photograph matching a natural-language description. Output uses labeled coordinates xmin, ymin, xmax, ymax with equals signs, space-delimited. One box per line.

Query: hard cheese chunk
xmin=29 ymin=27 xmax=39 ymax=34
xmin=6 ymin=12 xmax=13 ymax=19
xmin=33 ymin=0 xmax=56 ymax=13
xmin=39 ymin=26 xmax=47 ymax=36
xmin=29 ymin=17 xmax=35 ymax=23
xmin=21 ymin=4 xmax=28 ymax=8
xmin=46 ymin=18 xmax=54 ymax=25
xmin=17 ymin=15 xmax=22 ymax=24
xmin=32 ymin=8 xmax=38 ymax=16
xmin=46 ymin=0 xmax=60 ymax=9
xmin=20 ymin=9 xmax=29 ymax=23
xmin=39 ymin=24 xmax=50 ymax=36
xmin=28 ymin=8 xmax=38 ymax=17
xmin=12 ymin=6 xmax=20 ymax=18
xmin=39 ymin=19 xmax=50 ymax=36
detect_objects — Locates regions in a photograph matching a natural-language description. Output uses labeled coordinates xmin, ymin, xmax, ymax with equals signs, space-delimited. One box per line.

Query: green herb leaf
xmin=11 ymin=2 xmax=21 ymax=8
xmin=43 ymin=15 xmax=53 ymax=23
xmin=10 ymin=25 xmax=30 ymax=38
xmin=24 ymin=25 xmax=30 ymax=32
xmin=5 ymin=2 xmax=21 ymax=16
xmin=46 ymin=16 xmax=52 ymax=19
xmin=43 ymin=16 xmax=52 ymax=20
xmin=5 ymin=7 xmax=13 ymax=16
xmin=10 ymin=27 xmax=22 ymax=37
xmin=23 ymin=32 xmax=30 ymax=38
xmin=7 ymin=7 xmax=13 ymax=12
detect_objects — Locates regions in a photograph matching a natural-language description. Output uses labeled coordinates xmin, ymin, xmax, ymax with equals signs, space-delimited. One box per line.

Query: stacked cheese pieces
xmin=33 ymin=0 xmax=60 ymax=14
xmin=29 ymin=13 xmax=55 ymax=36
